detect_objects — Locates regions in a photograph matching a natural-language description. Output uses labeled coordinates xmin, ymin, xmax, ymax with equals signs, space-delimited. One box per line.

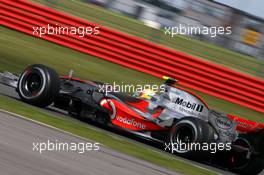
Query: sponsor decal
xmin=177 ymin=107 xmax=206 ymax=119
xmin=215 ymin=117 xmax=233 ymax=130
xmin=116 ymin=116 xmax=146 ymax=129
xmin=174 ymin=98 xmax=204 ymax=112
xmin=237 ymin=121 xmax=253 ymax=128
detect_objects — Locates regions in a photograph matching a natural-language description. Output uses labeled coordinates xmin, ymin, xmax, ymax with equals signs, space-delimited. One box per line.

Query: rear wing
xmin=228 ymin=114 xmax=264 ymax=133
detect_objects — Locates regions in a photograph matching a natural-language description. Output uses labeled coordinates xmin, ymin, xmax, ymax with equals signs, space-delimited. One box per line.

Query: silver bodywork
xmin=134 ymin=84 xmax=238 ymax=143
xmin=0 ymin=71 xmax=19 ymax=88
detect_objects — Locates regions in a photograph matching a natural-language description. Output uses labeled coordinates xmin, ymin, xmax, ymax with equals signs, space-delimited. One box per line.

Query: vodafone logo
xmin=116 ymin=116 xmax=146 ymax=129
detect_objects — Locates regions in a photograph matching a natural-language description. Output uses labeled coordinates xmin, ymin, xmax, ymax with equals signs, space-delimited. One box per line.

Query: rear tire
xmin=229 ymin=134 xmax=264 ymax=175
xmin=232 ymin=157 xmax=264 ymax=175
xmin=166 ymin=117 xmax=215 ymax=158
xmin=17 ymin=64 xmax=59 ymax=107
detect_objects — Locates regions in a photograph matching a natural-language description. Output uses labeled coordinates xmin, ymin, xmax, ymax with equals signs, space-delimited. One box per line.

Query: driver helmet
xmin=138 ymin=89 xmax=156 ymax=100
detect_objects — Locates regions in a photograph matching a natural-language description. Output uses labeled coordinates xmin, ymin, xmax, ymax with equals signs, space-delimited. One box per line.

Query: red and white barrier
xmin=1 ymin=0 xmax=263 ymax=113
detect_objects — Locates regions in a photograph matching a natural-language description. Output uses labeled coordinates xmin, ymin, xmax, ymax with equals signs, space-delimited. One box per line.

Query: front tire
xmin=17 ymin=64 xmax=59 ymax=107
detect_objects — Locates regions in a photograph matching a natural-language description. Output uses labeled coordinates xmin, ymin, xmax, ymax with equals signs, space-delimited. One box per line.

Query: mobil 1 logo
xmin=174 ymin=98 xmax=204 ymax=112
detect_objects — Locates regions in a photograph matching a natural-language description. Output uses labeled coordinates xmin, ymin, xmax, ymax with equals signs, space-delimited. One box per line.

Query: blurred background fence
xmin=32 ymin=0 xmax=264 ymax=78
xmin=89 ymin=0 xmax=264 ymax=58
xmin=77 ymin=0 xmax=264 ymax=78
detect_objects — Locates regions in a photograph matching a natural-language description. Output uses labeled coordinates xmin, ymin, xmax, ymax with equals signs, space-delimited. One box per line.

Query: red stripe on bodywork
xmin=228 ymin=114 xmax=264 ymax=133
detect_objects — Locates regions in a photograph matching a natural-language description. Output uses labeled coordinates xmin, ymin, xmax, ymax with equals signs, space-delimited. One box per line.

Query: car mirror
xmin=92 ymin=90 xmax=105 ymax=103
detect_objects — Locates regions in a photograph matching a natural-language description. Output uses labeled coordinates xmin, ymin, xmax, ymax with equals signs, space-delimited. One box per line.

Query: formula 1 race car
xmin=1 ymin=64 xmax=263 ymax=174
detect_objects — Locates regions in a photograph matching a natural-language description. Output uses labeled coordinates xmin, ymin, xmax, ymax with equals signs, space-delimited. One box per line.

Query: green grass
xmin=0 ymin=95 xmax=217 ymax=175
xmin=0 ymin=27 xmax=263 ymax=123
xmin=30 ymin=0 xmax=264 ymax=78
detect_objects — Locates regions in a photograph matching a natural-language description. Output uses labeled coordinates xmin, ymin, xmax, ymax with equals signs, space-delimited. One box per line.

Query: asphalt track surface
xmin=1 ymin=110 xmax=185 ymax=175
xmin=1 ymin=83 xmax=262 ymax=175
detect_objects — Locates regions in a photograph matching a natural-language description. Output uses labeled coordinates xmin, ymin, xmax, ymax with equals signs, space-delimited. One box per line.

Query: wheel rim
xmin=19 ymin=68 xmax=45 ymax=99
xmin=171 ymin=124 xmax=196 ymax=153
xmin=229 ymin=138 xmax=252 ymax=169
xmin=25 ymin=73 xmax=42 ymax=94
